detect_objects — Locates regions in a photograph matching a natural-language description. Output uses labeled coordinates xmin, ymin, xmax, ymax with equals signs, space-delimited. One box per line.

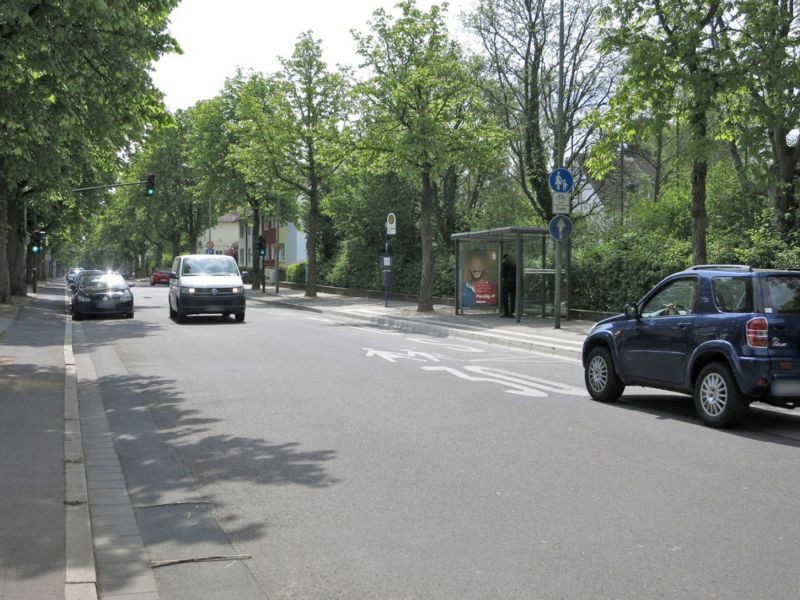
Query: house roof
xmin=578 ymin=145 xmax=657 ymax=209
xmin=217 ymin=212 xmax=240 ymax=223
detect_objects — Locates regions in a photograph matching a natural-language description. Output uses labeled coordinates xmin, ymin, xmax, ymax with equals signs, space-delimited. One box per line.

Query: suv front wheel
xmin=694 ymin=362 xmax=747 ymax=428
xmin=585 ymin=346 xmax=625 ymax=403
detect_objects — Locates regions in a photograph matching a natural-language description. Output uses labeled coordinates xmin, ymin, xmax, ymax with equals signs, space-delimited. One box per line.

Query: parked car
xmin=582 ymin=265 xmax=800 ymax=427
xmin=168 ymin=254 xmax=246 ymax=323
xmin=66 ymin=267 xmax=83 ymax=284
xmin=71 ymin=271 xmax=134 ymax=320
xmin=150 ymin=267 xmax=171 ymax=286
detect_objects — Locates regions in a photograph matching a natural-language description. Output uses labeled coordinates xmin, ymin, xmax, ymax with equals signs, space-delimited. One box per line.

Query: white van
xmin=168 ymin=254 xmax=246 ymax=323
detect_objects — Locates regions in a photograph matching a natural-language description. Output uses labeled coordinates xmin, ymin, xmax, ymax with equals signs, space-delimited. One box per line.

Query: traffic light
xmin=31 ymin=230 xmax=42 ymax=253
xmin=257 ymin=235 xmax=266 ymax=257
xmin=145 ymin=174 xmax=155 ymax=197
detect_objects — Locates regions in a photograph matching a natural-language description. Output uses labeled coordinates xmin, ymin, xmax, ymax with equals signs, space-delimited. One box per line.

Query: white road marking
xmin=353 ymin=326 xmax=403 ymax=335
xmin=364 ymin=348 xmax=444 ymax=363
xmin=422 ymin=366 xmax=548 ymax=398
xmin=419 ymin=365 xmax=586 ymax=399
xmin=404 ymin=336 xmax=486 ymax=353
xmin=305 ymin=316 xmax=341 ymax=325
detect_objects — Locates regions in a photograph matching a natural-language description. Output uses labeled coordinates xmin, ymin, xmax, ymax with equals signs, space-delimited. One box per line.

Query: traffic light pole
xmin=71 ymin=180 xmax=149 ymax=193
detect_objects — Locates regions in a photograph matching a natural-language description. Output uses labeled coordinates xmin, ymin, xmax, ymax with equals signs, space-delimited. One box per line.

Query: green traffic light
xmin=32 ymin=245 xmax=40 ymax=253
xmin=146 ymin=188 xmax=155 ymax=197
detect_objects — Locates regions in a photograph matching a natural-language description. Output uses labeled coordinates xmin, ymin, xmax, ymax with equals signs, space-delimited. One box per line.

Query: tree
xmin=0 ymin=1 xmax=178 ymax=302
xmin=722 ymin=0 xmax=800 ymax=233
xmin=129 ymin=114 xmax=207 ymax=259
xmin=355 ymin=1 xmax=501 ymax=312
xmin=471 ymin=0 xmax=618 ymax=220
xmin=188 ymin=76 xmax=278 ymax=290
xmin=594 ymin=0 xmax=729 ymax=265
xmin=235 ymin=34 xmax=349 ymax=297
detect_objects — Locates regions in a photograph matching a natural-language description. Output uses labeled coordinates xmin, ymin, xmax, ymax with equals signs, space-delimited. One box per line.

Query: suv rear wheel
xmin=585 ymin=346 xmax=625 ymax=403
xmin=694 ymin=362 xmax=747 ymax=428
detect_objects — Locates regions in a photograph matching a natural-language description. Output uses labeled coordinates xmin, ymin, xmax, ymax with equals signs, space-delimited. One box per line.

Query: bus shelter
xmin=452 ymin=226 xmax=564 ymax=324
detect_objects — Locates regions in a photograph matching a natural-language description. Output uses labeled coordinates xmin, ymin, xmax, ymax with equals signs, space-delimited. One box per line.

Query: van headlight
xmin=232 ymin=287 xmax=243 ymax=294
xmin=181 ymin=287 xmax=196 ymax=295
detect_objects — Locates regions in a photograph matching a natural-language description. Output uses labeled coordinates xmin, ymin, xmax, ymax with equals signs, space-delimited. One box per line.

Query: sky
xmin=152 ymin=0 xmax=477 ymax=111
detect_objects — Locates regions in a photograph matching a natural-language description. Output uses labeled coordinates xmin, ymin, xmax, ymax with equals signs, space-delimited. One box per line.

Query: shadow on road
xmin=613 ymin=393 xmax=800 ymax=447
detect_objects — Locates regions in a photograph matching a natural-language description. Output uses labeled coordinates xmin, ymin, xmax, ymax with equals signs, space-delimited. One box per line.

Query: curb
xmin=63 ymin=300 xmax=98 ymax=600
xmin=248 ymin=296 xmax=584 ymax=359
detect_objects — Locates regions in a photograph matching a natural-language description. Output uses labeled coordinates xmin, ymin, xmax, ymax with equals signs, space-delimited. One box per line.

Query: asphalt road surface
xmin=73 ymin=283 xmax=800 ymax=600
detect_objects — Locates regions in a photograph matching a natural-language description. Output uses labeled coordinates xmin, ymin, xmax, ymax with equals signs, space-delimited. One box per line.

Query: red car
xmin=150 ymin=267 xmax=171 ymax=286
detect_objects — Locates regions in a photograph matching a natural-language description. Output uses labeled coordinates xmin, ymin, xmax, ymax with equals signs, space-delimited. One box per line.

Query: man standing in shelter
xmin=500 ymin=253 xmax=516 ymax=318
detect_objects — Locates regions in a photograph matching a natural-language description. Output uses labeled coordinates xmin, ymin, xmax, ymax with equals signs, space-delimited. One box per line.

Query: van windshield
xmin=181 ymin=257 xmax=239 ymax=276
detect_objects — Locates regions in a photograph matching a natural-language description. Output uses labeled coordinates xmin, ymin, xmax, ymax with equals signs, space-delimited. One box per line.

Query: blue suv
xmin=582 ymin=265 xmax=800 ymax=427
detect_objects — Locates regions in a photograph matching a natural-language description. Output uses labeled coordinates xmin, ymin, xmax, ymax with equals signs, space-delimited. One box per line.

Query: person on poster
xmin=500 ymin=253 xmax=516 ymax=318
xmin=462 ymin=249 xmax=498 ymax=308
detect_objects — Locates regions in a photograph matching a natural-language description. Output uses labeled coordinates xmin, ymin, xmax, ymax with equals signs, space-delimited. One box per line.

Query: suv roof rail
xmin=688 ymin=264 xmax=752 ymax=272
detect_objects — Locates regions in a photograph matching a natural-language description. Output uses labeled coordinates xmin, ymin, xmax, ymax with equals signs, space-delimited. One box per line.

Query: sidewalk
xmin=0 ymin=286 xmax=70 ymax=600
xmin=246 ymin=287 xmax=594 ymax=357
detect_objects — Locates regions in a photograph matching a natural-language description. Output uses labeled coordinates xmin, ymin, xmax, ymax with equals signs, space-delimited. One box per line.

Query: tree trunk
xmin=418 ymin=167 xmax=435 ymax=313
xmin=522 ymin=50 xmax=552 ymax=221
xmin=171 ymin=231 xmax=180 ymax=260
xmin=767 ymin=125 xmax=799 ymax=233
xmin=689 ymin=102 xmax=709 ymax=265
xmin=306 ymin=179 xmax=319 ymax=298
xmin=0 ymin=180 xmax=10 ymax=303
xmin=653 ymin=130 xmax=664 ymax=201
xmin=433 ymin=165 xmax=458 ymax=245
xmin=251 ymin=206 xmax=261 ymax=291
xmin=8 ymin=194 xmax=27 ymax=295
xmin=690 ymin=159 xmax=709 ymax=265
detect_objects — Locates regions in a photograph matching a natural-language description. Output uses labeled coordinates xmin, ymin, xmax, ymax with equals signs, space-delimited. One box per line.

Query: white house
xmin=198 ymin=212 xmax=307 ymax=275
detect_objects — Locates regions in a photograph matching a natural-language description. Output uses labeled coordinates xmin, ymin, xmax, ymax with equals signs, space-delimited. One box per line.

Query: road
xmin=72 ymin=283 xmax=800 ymax=600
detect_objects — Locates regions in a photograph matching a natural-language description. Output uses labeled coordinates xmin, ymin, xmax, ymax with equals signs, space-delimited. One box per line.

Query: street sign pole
xmin=554 ymin=241 xmax=561 ymax=329
xmin=384 ymin=213 xmax=396 ymax=308
xmin=549 ymin=168 xmax=573 ymax=330
xmin=384 ymin=228 xmax=389 ymax=308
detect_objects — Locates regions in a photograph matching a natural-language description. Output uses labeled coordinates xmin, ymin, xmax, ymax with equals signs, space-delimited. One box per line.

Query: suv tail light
xmin=746 ymin=316 xmax=769 ymax=348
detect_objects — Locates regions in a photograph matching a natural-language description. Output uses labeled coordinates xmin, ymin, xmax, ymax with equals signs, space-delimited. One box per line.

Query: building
xmin=197 ymin=213 xmax=241 ymax=259
xmin=574 ymin=145 xmax=658 ymax=216
xmin=198 ymin=213 xmax=307 ymax=277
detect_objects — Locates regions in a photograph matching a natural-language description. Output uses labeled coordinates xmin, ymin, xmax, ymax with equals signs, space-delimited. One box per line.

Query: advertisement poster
xmin=461 ymin=245 xmax=498 ymax=308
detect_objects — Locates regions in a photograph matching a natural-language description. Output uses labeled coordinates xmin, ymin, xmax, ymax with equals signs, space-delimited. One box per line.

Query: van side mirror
xmin=624 ymin=303 xmax=640 ymax=319
xmin=169 ymin=272 xmax=178 ymax=280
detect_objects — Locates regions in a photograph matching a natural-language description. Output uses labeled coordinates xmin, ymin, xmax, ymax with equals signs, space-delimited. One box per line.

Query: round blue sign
xmin=549 ymin=168 xmax=573 ymax=193
xmin=549 ymin=215 xmax=573 ymax=241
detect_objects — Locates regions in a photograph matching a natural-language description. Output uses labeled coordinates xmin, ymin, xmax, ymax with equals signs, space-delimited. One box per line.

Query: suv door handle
xmin=677 ymin=322 xmax=692 ymax=329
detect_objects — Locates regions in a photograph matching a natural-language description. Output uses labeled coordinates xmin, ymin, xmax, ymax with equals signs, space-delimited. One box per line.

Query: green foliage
xmin=0 ymin=1 xmax=179 ymax=299
xmin=572 ymin=219 xmax=692 ymax=312
xmin=286 ymin=260 xmax=307 ymax=284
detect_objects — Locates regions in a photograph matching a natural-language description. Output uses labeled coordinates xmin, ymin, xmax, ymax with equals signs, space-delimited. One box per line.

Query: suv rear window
xmin=712 ymin=277 xmax=753 ymax=313
xmin=764 ymin=275 xmax=800 ymax=314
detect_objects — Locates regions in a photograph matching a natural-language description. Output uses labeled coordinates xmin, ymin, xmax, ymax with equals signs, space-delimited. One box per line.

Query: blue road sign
xmin=206 ymin=248 xmax=215 ymax=255
xmin=549 ymin=215 xmax=573 ymax=241
xmin=549 ymin=168 xmax=573 ymax=193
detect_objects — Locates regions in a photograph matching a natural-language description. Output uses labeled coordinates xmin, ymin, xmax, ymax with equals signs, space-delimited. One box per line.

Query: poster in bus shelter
xmin=461 ymin=244 xmax=498 ymax=308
